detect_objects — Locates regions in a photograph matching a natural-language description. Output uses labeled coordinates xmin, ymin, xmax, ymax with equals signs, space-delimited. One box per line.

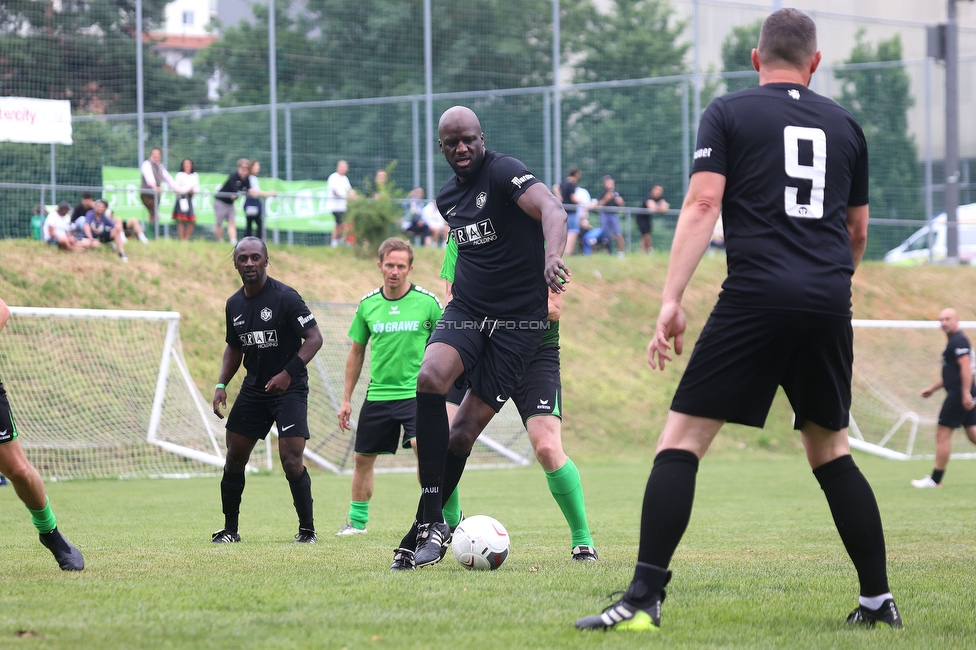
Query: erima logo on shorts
xmin=452 ymin=219 xmax=497 ymax=247
xmin=260 ymin=307 xmax=272 ymax=322
xmin=536 ymin=398 xmax=552 ymax=411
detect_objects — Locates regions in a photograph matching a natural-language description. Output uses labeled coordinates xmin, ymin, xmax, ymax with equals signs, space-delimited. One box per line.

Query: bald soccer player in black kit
xmin=394 ymin=106 xmax=570 ymax=569
xmin=576 ymin=8 xmax=901 ymax=633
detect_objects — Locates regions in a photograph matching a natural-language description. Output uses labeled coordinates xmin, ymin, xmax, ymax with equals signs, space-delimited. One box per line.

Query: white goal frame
xmin=2 ymin=307 xmax=270 ymax=480
xmin=849 ymin=318 xmax=976 ymax=461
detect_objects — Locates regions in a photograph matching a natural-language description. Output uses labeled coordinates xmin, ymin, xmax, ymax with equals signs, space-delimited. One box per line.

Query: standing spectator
xmin=401 ymin=187 xmax=432 ymax=246
xmin=597 ymin=175 xmax=626 ymax=257
xmin=0 ymin=297 xmax=84 ymax=571
xmin=327 ymin=160 xmax=354 ymax=248
xmin=244 ymin=160 xmax=277 ymax=239
xmin=911 ymin=307 xmax=976 ymax=488
xmin=576 ymin=8 xmax=901 ymax=632
xmin=72 ymin=191 xmax=95 ymax=222
xmin=640 ymin=184 xmax=669 ymax=254
xmin=395 ymin=105 xmax=569 ymax=568
xmin=336 ymin=237 xmax=443 ymax=536
xmin=173 ymin=158 xmax=200 ymax=242
xmin=83 ymin=199 xmax=130 ymax=262
xmin=43 ymin=201 xmax=92 ymax=252
xmin=140 ymin=147 xmax=177 ymax=226
xmin=214 ymin=159 xmax=251 ymax=245
xmin=211 ymin=237 xmax=324 ymax=544
xmin=421 ymin=199 xmax=449 ymax=248
xmin=557 ymin=168 xmax=583 ymax=256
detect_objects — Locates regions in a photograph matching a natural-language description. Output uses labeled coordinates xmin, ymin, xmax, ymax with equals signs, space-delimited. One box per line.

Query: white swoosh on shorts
xmin=281 ymin=424 xmax=296 ymax=431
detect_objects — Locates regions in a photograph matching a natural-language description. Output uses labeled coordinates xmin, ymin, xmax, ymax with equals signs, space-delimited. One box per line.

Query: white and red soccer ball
xmin=451 ymin=515 xmax=509 ymax=571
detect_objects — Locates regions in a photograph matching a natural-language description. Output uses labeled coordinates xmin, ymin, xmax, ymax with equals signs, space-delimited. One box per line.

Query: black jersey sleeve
xmin=489 ymin=154 xmax=542 ymax=205
xmin=283 ymin=286 xmax=316 ymax=337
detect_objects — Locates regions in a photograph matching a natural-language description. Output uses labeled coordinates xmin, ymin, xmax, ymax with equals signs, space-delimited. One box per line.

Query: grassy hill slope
xmin=1 ymin=238 xmax=973 ymax=460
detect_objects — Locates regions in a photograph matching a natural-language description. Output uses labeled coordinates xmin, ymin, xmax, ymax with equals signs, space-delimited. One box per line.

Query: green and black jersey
xmin=348 ymin=284 xmax=444 ymax=401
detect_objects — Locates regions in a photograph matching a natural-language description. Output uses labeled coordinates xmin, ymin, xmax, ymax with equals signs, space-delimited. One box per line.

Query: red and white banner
xmin=0 ymin=97 xmax=72 ymax=145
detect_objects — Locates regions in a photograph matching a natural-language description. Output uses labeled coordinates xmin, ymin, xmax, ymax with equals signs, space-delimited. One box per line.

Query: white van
xmin=883 ymin=203 xmax=976 ymax=265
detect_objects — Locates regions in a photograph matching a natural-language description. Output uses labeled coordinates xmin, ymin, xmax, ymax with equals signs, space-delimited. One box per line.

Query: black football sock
xmin=813 ymin=454 xmax=890 ymax=596
xmin=440 ymin=449 xmax=470 ymax=510
xmin=399 ymin=520 xmax=419 ymax=551
xmin=416 ymin=391 xmax=449 ymax=523
xmin=625 ymin=562 xmax=673 ymax=608
xmin=287 ymin=466 xmax=314 ymax=531
xmin=636 ymin=449 xmax=699 ymax=569
xmin=220 ymin=468 xmax=246 ymax=532
xmin=931 ymin=468 xmax=945 ymax=484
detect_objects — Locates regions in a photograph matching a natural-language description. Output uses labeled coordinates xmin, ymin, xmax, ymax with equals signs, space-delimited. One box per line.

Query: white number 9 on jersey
xmin=784 ymin=125 xmax=826 ymax=219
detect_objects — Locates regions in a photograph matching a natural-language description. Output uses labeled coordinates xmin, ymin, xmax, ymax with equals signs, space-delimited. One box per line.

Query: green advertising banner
xmin=101 ymin=167 xmax=336 ymax=233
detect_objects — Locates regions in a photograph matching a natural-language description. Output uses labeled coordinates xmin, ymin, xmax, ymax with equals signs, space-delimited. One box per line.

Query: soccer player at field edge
xmin=335 ymin=237 xmax=454 ymax=536
xmin=576 ymin=8 xmax=901 ymax=632
xmin=911 ymin=307 xmax=976 ymax=488
xmin=403 ymin=105 xmax=570 ymax=568
xmin=0 ymin=297 xmax=84 ymax=571
xmin=439 ymin=237 xmax=597 ymax=562
xmin=211 ymin=237 xmax=324 ymax=544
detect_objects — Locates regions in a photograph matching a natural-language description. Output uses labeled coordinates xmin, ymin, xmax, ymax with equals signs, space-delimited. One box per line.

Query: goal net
xmin=0 ymin=307 xmax=271 ymax=480
xmin=303 ymin=302 xmax=532 ymax=474
xmin=850 ymin=319 xmax=976 ymax=461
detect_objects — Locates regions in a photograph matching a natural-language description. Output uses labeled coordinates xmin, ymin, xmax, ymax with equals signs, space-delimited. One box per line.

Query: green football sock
xmin=28 ymin=497 xmax=57 ymax=535
xmin=442 ymin=487 xmax=461 ymax=528
xmin=348 ymin=501 xmax=369 ymax=530
xmin=545 ymin=458 xmax=593 ymax=548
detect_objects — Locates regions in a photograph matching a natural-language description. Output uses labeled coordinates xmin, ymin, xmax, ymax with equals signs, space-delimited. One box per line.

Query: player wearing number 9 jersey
xmin=576 ymin=8 xmax=901 ymax=634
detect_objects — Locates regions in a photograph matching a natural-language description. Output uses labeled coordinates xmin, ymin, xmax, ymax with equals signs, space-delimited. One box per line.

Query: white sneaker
xmin=120 ymin=232 xmax=128 ymax=243
xmin=910 ymin=476 xmax=941 ymax=488
xmin=119 ymin=253 xmax=128 ymax=263
xmin=335 ymin=522 xmax=367 ymax=536
xmin=138 ymin=233 xmax=149 ymax=243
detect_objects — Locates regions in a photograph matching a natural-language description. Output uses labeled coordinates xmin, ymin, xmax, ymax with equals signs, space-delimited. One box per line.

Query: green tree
xmin=558 ymin=0 xmax=692 ymax=208
xmin=721 ymin=20 xmax=761 ymax=94
xmin=0 ymin=0 xmax=203 ymax=114
xmin=834 ymin=32 xmax=922 ymax=259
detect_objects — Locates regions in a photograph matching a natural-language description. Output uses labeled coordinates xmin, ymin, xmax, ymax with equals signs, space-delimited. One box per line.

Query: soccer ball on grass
xmin=451 ymin=515 xmax=509 ymax=570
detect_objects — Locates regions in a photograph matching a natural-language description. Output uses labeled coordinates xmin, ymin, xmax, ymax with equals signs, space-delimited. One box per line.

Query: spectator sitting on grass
xmin=43 ymin=201 xmax=93 ymax=253
xmin=83 ymin=199 xmax=131 ymax=263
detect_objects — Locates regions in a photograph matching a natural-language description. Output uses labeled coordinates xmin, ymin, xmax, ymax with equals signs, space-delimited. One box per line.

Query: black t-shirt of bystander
xmin=437 ymin=150 xmax=547 ymax=320
xmin=216 ymin=172 xmax=249 ymax=205
xmin=558 ymin=179 xmax=578 ymax=214
xmin=942 ymin=330 xmax=976 ymax=394
xmin=224 ymin=277 xmax=317 ymax=391
xmin=692 ymin=82 xmax=869 ymax=316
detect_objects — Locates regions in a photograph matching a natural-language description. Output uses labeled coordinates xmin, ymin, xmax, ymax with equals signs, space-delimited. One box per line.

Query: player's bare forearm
xmin=662 ymin=173 xmax=724 ymax=304
xmin=0 ymin=298 xmax=9 ymax=334
xmin=297 ymin=325 xmax=324 ymax=365
xmin=342 ymin=343 xmax=366 ymax=404
xmin=846 ymin=204 xmax=869 ymax=269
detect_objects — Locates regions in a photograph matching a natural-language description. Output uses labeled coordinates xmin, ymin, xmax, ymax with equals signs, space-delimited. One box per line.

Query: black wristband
xmin=284 ymin=356 xmax=305 ymax=378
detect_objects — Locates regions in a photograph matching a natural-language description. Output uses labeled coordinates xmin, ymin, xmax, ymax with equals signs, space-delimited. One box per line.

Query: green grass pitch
xmin=1 ymin=453 xmax=974 ymax=649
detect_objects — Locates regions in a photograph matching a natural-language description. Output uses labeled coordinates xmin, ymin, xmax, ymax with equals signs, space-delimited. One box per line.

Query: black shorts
xmin=938 ymin=391 xmax=976 ymax=429
xmin=511 ymin=345 xmax=562 ymax=426
xmin=671 ymin=308 xmax=853 ymax=431
xmin=333 ymin=211 xmax=345 ymax=225
xmin=97 ymin=231 xmax=113 ymax=243
xmin=636 ymin=213 xmax=652 ymax=236
xmin=0 ymin=384 xmax=19 ymax=444
xmin=430 ymin=303 xmax=545 ymax=413
xmin=354 ymin=398 xmax=417 ymax=454
xmin=226 ymin=384 xmax=310 ymax=440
